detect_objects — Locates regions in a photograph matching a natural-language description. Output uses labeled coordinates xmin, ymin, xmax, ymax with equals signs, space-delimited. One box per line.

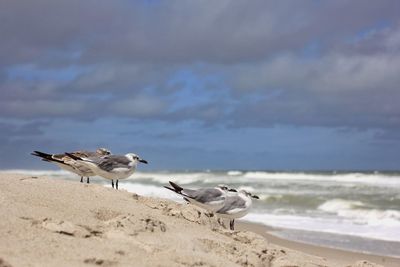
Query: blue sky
xmin=1 ymin=0 xmax=400 ymax=170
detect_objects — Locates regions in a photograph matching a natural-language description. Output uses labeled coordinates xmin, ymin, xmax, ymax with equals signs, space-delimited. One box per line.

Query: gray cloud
xmin=0 ymin=121 xmax=48 ymax=138
xmin=2 ymin=0 xmax=399 ymax=66
xmin=1 ymin=0 xmax=399 ymax=134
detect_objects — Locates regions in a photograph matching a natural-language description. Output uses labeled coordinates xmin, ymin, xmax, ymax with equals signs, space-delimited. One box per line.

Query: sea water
xmin=5 ymin=169 xmax=400 ymax=257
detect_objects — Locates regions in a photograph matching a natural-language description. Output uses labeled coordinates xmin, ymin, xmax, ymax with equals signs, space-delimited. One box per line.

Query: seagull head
xmin=217 ymin=184 xmax=230 ymax=191
xmin=250 ymin=194 xmax=260 ymax=199
xmin=96 ymin=148 xmax=112 ymax=155
xmin=239 ymin=190 xmax=259 ymax=199
xmin=126 ymin=153 xmax=148 ymax=164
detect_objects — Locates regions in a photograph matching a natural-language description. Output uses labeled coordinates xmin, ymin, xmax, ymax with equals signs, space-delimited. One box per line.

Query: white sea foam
xmin=318 ymin=199 xmax=365 ymax=212
xmin=242 ymin=172 xmax=400 ymax=188
xmin=227 ymin=170 xmax=243 ymax=176
xmin=0 ymin=169 xmax=74 ymax=178
xmin=245 ymin=212 xmax=400 ymax=242
xmin=133 ymin=171 xmax=400 ymax=189
xmin=237 ymin=186 xmax=256 ymax=192
xmin=132 ymin=171 xmax=400 ymax=190
xmin=132 ymin=172 xmax=214 ymax=185
xmin=318 ymin=199 xmax=400 ymax=225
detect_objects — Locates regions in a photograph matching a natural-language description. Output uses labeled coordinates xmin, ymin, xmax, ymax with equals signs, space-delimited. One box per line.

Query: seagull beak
xmin=251 ymin=194 xmax=260 ymax=199
xmin=139 ymin=158 xmax=148 ymax=164
xmin=228 ymin=189 xmax=237 ymax=192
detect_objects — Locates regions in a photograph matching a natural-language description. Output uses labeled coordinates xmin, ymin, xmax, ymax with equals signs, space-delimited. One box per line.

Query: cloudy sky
xmin=1 ymin=0 xmax=400 ymax=170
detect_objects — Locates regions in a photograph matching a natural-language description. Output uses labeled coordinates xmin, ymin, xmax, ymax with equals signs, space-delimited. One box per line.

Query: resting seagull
xmin=216 ymin=189 xmax=259 ymax=230
xmin=164 ymin=181 xmax=232 ymax=213
xmin=31 ymin=148 xmax=111 ymax=183
xmin=66 ymin=152 xmax=148 ymax=189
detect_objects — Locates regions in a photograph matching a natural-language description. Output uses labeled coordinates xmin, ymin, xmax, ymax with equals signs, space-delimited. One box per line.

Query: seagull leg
xmin=116 ymin=180 xmax=119 ymax=190
xmin=230 ymin=219 xmax=235 ymax=230
xmin=218 ymin=218 xmax=226 ymax=228
xmin=86 ymin=177 xmax=90 ymax=184
xmin=80 ymin=176 xmax=83 ymax=183
xmin=111 ymin=180 xmax=114 ymax=189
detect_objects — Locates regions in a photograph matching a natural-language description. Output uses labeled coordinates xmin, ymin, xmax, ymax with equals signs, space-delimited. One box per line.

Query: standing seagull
xmin=31 ymin=148 xmax=111 ymax=183
xmin=164 ymin=181 xmax=231 ymax=213
xmin=216 ymin=189 xmax=259 ymax=230
xmin=66 ymin=152 xmax=148 ymax=189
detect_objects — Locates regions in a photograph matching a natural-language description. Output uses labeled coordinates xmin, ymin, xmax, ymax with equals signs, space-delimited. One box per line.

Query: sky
xmin=1 ymin=0 xmax=400 ymax=171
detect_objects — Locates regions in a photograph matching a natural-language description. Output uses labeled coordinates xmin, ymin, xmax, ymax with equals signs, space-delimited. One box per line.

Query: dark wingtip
xmin=31 ymin=150 xmax=51 ymax=159
xmin=31 ymin=150 xmax=65 ymax=164
xmin=31 ymin=150 xmax=45 ymax=157
xmin=168 ymin=181 xmax=183 ymax=192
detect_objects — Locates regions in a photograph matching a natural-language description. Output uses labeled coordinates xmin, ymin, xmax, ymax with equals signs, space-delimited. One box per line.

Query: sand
xmin=0 ymin=173 xmax=397 ymax=267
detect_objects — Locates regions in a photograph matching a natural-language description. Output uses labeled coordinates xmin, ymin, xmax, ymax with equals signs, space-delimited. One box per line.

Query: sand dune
xmin=0 ymin=173 xmax=389 ymax=267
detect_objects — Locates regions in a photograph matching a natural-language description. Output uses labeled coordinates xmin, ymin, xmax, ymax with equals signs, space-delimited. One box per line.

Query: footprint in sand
xmin=83 ymin=258 xmax=116 ymax=266
xmin=91 ymin=208 xmax=122 ymax=221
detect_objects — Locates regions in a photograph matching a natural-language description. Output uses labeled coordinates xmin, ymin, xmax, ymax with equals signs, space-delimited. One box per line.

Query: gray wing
xmin=217 ymin=195 xmax=246 ymax=213
xmin=52 ymin=153 xmax=70 ymax=161
xmin=184 ymin=188 xmax=225 ymax=203
xmin=97 ymin=155 xmax=131 ymax=172
xmin=70 ymin=150 xmax=96 ymax=158
xmin=51 ymin=150 xmax=97 ymax=161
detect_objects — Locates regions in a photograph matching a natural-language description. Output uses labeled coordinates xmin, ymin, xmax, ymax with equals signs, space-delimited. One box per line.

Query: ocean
xmin=5 ymin=169 xmax=400 ymax=257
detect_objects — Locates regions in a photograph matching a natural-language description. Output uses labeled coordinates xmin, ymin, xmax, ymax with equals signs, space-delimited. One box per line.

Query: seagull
xmin=164 ymin=181 xmax=232 ymax=213
xmin=216 ymin=189 xmax=259 ymax=230
xmin=66 ymin=152 xmax=148 ymax=189
xmin=31 ymin=148 xmax=111 ymax=183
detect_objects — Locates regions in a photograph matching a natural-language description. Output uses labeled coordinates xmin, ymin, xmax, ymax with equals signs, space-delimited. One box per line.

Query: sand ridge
xmin=0 ymin=174 xmax=384 ymax=267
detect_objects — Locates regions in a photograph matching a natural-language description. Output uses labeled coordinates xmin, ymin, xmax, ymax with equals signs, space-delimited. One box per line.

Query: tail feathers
xmin=31 ymin=150 xmax=52 ymax=160
xmin=164 ymin=181 xmax=189 ymax=199
xmin=31 ymin=151 xmax=65 ymax=164
xmin=164 ymin=181 xmax=190 ymax=198
xmin=168 ymin=181 xmax=183 ymax=193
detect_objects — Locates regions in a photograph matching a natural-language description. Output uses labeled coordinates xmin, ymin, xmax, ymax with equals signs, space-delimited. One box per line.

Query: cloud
xmin=0 ymin=121 xmax=48 ymax=138
xmin=2 ymin=0 xmax=398 ymax=67
xmin=111 ymin=95 xmax=167 ymax=117
xmin=1 ymin=0 xmax=400 ymax=134
xmin=0 ymin=99 xmax=88 ymax=119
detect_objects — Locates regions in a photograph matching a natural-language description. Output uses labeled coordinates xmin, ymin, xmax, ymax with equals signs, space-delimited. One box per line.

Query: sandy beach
xmin=0 ymin=173 xmax=398 ymax=267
